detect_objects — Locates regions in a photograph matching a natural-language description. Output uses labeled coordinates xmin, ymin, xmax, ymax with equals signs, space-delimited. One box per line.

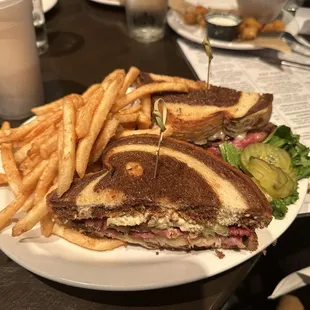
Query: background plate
xmin=42 ymin=0 xmax=58 ymax=13
xmin=167 ymin=9 xmax=299 ymax=50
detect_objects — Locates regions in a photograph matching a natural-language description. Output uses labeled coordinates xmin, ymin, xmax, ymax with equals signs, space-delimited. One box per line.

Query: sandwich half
xmin=136 ymin=72 xmax=273 ymax=144
xmin=48 ymin=135 xmax=272 ymax=251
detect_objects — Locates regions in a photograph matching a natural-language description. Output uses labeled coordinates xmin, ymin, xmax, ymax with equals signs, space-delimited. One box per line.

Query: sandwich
xmin=47 ymin=135 xmax=272 ymax=251
xmin=136 ymin=72 xmax=273 ymax=145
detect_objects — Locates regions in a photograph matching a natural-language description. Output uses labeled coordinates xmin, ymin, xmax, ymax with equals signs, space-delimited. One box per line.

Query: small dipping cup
xmin=205 ymin=13 xmax=242 ymax=41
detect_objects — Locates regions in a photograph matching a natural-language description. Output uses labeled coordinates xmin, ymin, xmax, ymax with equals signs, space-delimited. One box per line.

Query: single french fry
xmin=0 ymin=193 xmax=29 ymax=231
xmin=119 ymin=103 xmax=142 ymax=114
xmin=68 ymin=94 xmax=85 ymax=110
xmin=114 ymin=113 xmax=139 ymax=124
xmin=14 ymin=142 xmax=35 ymax=165
xmin=27 ymin=124 xmax=56 ymax=157
xmin=141 ymin=95 xmax=152 ymax=119
xmin=101 ymin=69 xmax=126 ymax=86
xmin=82 ymin=83 xmax=100 ymax=101
xmin=52 ymin=223 xmax=125 ymax=251
xmin=137 ymin=112 xmax=152 ymax=129
xmin=34 ymin=153 xmax=58 ymax=204
xmin=12 ymin=196 xmax=48 ymax=236
xmin=0 ymin=116 xmax=46 ymax=144
xmin=0 ymin=173 xmax=8 ymax=186
xmin=20 ymin=160 xmax=49 ymax=193
xmin=40 ymin=213 xmax=54 ymax=238
xmin=1 ymin=121 xmax=10 ymax=130
xmin=76 ymin=74 xmax=124 ymax=178
xmin=90 ymin=118 xmax=119 ymax=163
xmin=31 ymin=98 xmax=64 ymax=115
xmin=119 ymin=66 xmax=140 ymax=96
xmin=76 ymin=87 xmax=104 ymax=139
xmin=40 ymin=134 xmax=58 ymax=159
xmin=57 ymin=98 xmax=76 ymax=196
xmin=31 ymin=94 xmax=84 ymax=116
xmin=21 ymin=193 xmax=35 ymax=213
xmin=1 ymin=143 xmax=22 ymax=196
xmin=19 ymin=155 xmax=42 ymax=176
xmin=23 ymin=110 xmax=62 ymax=142
xmin=112 ymin=82 xmax=189 ymax=112
xmin=148 ymin=73 xmax=207 ymax=89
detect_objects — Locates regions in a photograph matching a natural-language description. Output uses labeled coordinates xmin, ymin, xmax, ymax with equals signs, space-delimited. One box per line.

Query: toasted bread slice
xmin=48 ymin=135 xmax=271 ymax=251
xmin=137 ymin=73 xmax=273 ymax=143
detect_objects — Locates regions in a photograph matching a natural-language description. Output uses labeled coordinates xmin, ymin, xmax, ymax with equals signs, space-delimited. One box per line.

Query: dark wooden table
xmin=0 ymin=1 xmax=261 ymax=309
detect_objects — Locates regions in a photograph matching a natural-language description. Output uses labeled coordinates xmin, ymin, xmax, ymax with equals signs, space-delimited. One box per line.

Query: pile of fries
xmin=0 ymin=67 xmax=191 ymax=250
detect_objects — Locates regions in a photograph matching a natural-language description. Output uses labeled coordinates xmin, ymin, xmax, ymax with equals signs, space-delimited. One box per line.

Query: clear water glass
xmin=125 ymin=0 xmax=168 ymax=43
xmin=285 ymin=0 xmax=305 ymax=14
xmin=32 ymin=0 xmax=48 ymax=55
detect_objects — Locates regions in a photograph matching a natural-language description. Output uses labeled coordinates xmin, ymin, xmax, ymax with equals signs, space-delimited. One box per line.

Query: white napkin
xmin=268 ymin=267 xmax=310 ymax=299
xmin=296 ymin=8 xmax=310 ymax=35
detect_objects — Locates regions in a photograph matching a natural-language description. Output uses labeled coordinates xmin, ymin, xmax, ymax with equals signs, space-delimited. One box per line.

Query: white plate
xmin=167 ymin=9 xmax=299 ymax=50
xmin=89 ymin=0 xmax=123 ymax=7
xmin=0 ymin=170 xmax=307 ymax=290
xmin=42 ymin=0 xmax=58 ymax=13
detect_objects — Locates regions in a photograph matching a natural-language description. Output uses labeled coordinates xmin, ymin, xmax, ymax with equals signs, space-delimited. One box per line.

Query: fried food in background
xmin=183 ymin=5 xmax=208 ymax=26
xmin=238 ymin=17 xmax=285 ymax=41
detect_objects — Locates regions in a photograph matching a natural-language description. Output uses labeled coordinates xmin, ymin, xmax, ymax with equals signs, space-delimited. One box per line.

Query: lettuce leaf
xmin=270 ymin=188 xmax=299 ymax=219
xmin=264 ymin=125 xmax=310 ymax=180
xmin=219 ymin=142 xmax=242 ymax=169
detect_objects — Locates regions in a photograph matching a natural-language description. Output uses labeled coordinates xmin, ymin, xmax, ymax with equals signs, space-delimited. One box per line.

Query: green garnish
xmin=270 ymin=188 xmax=299 ymax=219
xmin=264 ymin=125 xmax=310 ymax=180
xmin=219 ymin=142 xmax=242 ymax=169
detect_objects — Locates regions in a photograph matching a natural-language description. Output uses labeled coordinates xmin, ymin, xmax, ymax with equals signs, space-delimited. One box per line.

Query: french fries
xmin=19 ymin=155 xmax=42 ymax=176
xmin=82 ymin=83 xmax=100 ymax=100
xmin=21 ymin=193 xmax=35 ymax=213
xmin=119 ymin=103 xmax=142 ymax=114
xmin=21 ymin=159 xmax=48 ymax=193
xmin=119 ymin=66 xmax=140 ymax=96
xmin=57 ymin=98 xmax=76 ymax=196
xmin=40 ymin=213 xmax=54 ymax=237
xmin=12 ymin=196 xmax=49 ymax=236
xmin=0 ymin=67 xmax=192 ymax=249
xmin=0 ymin=193 xmax=29 ymax=231
xmin=34 ymin=153 xmax=58 ymax=204
xmin=76 ymin=73 xmax=124 ymax=178
xmin=114 ymin=112 xmax=139 ymax=124
xmin=90 ymin=117 xmax=119 ymax=163
xmin=1 ymin=143 xmax=22 ymax=196
xmin=112 ymin=82 xmax=189 ymax=112
xmin=76 ymin=86 xmax=104 ymax=139
xmin=40 ymin=134 xmax=58 ymax=159
xmin=31 ymin=98 xmax=64 ymax=115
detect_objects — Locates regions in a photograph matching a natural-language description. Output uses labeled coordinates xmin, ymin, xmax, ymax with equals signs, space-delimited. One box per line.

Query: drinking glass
xmin=125 ymin=0 xmax=168 ymax=43
xmin=0 ymin=0 xmax=44 ymax=120
xmin=285 ymin=0 xmax=305 ymax=14
xmin=32 ymin=0 xmax=48 ymax=55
